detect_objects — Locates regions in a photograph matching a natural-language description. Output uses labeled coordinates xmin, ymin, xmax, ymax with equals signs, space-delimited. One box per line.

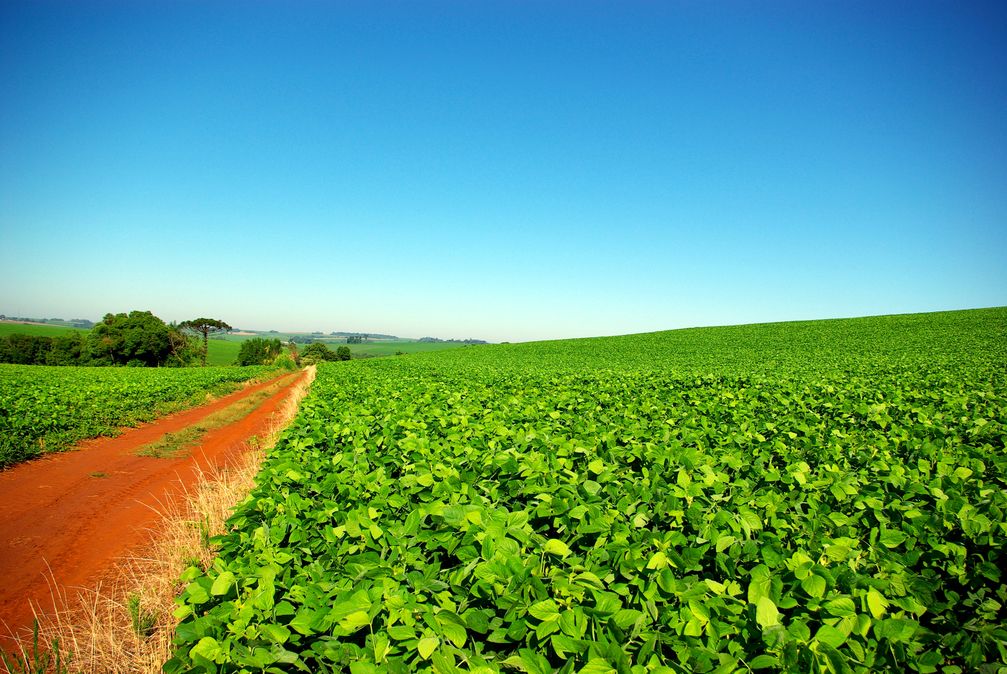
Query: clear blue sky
xmin=1 ymin=1 xmax=1004 ymax=342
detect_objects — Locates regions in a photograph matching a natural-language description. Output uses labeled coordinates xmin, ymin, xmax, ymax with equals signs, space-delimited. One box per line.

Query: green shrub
xmin=236 ymin=338 xmax=283 ymax=366
xmin=271 ymin=353 xmax=297 ymax=371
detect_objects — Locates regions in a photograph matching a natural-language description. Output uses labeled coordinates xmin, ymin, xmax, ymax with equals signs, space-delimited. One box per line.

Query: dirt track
xmin=0 ymin=369 xmax=309 ymax=647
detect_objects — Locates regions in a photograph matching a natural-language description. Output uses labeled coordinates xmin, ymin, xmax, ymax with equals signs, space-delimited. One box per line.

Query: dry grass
xmin=3 ymin=366 xmax=316 ymax=674
xmin=135 ymin=372 xmax=298 ymax=459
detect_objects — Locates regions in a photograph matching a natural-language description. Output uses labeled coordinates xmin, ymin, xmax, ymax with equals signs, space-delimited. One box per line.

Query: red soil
xmin=0 ymin=369 xmax=309 ymax=648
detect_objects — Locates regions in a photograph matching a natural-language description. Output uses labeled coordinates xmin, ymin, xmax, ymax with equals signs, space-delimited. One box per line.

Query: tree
xmin=179 ymin=318 xmax=232 ymax=367
xmin=300 ymin=342 xmax=335 ymax=364
xmin=300 ymin=343 xmax=351 ymax=365
xmin=46 ymin=333 xmax=86 ymax=365
xmin=166 ymin=323 xmax=200 ymax=367
xmin=86 ymin=311 xmax=173 ymax=366
xmin=0 ymin=334 xmax=52 ymax=364
xmin=236 ymin=337 xmax=283 ymax=366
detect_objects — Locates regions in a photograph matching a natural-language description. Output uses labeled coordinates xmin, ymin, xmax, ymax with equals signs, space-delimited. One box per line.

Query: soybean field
xmin=0 ymin=365 xmax=274 ymax=468
xmin=169 ymin=308 xmax=1006 ymax=673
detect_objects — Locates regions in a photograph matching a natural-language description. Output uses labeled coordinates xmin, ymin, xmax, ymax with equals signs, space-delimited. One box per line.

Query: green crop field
xmin=0 ymin=364 xmax=274 ymax=468
xmin=207 ymin=338 xmax=243 ymax=366
xmin=220 ymin=334 xmax=467 ymax=358
xmin=0 ymin=322 xmax=87 ymax=338
xmin=339 ymin=341 xmax=466 ymax=357
xmin=209 ymin=337 xmax=460 ymax=363
xmin=167 ymin=308 xmax=1006 ymax=673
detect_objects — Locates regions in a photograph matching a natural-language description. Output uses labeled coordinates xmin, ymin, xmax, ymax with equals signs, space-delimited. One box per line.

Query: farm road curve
xmin=0 ymin=368 xmax=310 ymax=649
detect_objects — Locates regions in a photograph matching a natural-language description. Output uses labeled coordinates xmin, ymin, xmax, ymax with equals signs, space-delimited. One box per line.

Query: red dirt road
xmin=0 ymin=369 xmax=309 ymax=647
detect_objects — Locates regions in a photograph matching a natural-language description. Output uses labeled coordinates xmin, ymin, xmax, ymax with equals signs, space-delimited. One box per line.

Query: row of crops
xmin=167 ymin=308 xmax=1006 ymax=673
xmin=0 ymin=364 xmax=274 ymax=467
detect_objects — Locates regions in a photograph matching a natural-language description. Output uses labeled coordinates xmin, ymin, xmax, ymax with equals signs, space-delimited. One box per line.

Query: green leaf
xmin=184 ymin=582 xmax=209 ymax=605
xmin=528 ymin=599 xmax=561 ymax=622
xmin=879 ymin=529 xmax=906 ymax=548
xmin=543 ymin=539 xmax=571 ymax=557
xmin=441 ymin=621 xmax=467 ymax=648
xmin=801 ymin=574 xmax=826 ymax=599
xmin=866 ymin=589 xmax=888 ymax=619
xmin=551 ymin=634 xmax=586 ymax=658
xmin=749 ymin=655 xmax=779 ymax=669
xmin=747 ymin=564 xmax=772 ymax=604
xmin=463 ymin=610 xmax=490 ymax=634
xmin=788 ymin=620 xmax=812 ymax=643
xmin=756 ymin=596 xmax=781 ymax=628
xmin=704 ymin=578 xmax=727 ymax=594
xmin=568 ymin=504 xmax=589 ymax=519
xmin=388 ymin=625 xmax=416 ymax=641
xmin=339 ymin=610 xmax=372 ymax=631
xmin=329 ymin=590 xmax=372 ymax=622
xmin=350 ymin=663 xmax=377 ymax=674
xmin=578 ymin=659 xmax=617 ymax=674
xmin=503 ymin=649 xmax=553 ymax=674
xmin=646 ymin=551 xmax=669 ymax=570
xmin=716 ymin=535 xmax=736 ymax=553
xmin=431 ymin=651 xmax=461 ymax=674
xmin=591 ymin=591 xmax=622 ymax=616
xmin=814 ymin=624 xmax=847 ymax=649
xmin=417 ymin=636 xmax=440 ymax=660
xmin=289 ymin=608 xmax=323 ymax=636
xmin=739 ymin=508 xmax=763 ymax=533
xmin=372 ymin=633 xmax=392 ymax=663
xmin=688 ymin=600 xmax=710 ymax=624
xmin=874 ymin=618 xmax=918 ymax=643
xmin=613 ymin=608 xmax=643 ymax=629
xmin=816 ymin=642 xmax=852 ymax=674
xmin=189 ymin=637 xmax=222 ymax=663
xmin=210 ymin=570 xmax=235 ymax=596
xmin=260 ymin=623 xmax=290 ymax=644
xmin=824 ymin=597 xmax=856 ymax=617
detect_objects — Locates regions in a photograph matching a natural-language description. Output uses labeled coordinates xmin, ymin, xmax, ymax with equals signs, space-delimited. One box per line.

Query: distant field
xmin=0 ymin=322 xmax=464 ymax=363
xmin=206 ymin=338 xmax=241 ymax=366
xmin=217 ymin=333 xmax=465 ymax=358
xmin=208 ymin=337 xmax=462 ymax=362
xmin=0 ymin=322 xmax=86 ymax=338
xmin=336 ymin=341 xmax=465 ymax=357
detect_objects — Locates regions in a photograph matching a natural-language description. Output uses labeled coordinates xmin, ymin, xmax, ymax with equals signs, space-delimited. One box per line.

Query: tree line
xmin=0 ymin=311 xmax=231 ymax=367
xmin=0 ymin=311 xmax=358 ymax=368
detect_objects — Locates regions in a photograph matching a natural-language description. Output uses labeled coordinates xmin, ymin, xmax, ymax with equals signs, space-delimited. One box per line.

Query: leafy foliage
xmin=0 ymin=364 xmax=272 ymax=467
xmin=180 ymin=318 xmax=233 ymax=367
xmin=237 ymin=338 xmax=285 ymax=366
xmin=88 ymin=310 xmax=175 ymax=366
xmin=300 ymin=342 xmax=352 ymax=365
xmin=167 ymin=308 xmax=1007 ymax=673
xmin=0 ymin=312 xmax=182 ymax=367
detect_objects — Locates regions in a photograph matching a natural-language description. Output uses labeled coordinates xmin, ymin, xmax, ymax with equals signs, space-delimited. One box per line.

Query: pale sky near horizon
xmin=2 ymin=1 xmax=1005 ymax=342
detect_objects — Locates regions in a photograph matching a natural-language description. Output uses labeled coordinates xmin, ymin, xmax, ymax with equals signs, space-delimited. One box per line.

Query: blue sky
xmin=1 ymin=1 xmax=1004 ymax=342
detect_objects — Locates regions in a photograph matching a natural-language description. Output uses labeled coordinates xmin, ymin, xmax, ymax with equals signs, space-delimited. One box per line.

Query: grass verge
xmin=0 ymin=366 xmax=316 ymax=674
xmin=135 ymin=373 xmax=298 ymax=459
